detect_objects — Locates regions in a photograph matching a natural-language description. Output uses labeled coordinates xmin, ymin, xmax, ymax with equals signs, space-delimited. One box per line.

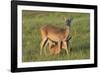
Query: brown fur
xmin=40 ymin=17 xmax=73 ymax=56
xmin=40 ymin=25 xmax=69 ymax=41
xmin=40 ymin=25 xmax=70 ymax=55
xmin=48 ymin=36 xmax=72 ymax=55
xmin=49 ymin=42 xmax=65 ymax=55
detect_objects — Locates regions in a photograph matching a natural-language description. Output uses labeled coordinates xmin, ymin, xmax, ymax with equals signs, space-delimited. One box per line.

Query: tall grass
xmin=22 ymin=10 xmax=90 ymax=62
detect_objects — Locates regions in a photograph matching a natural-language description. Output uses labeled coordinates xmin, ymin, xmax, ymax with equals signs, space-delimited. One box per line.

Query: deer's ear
xmin=69 ymin=16 xmax=73 ymax=21
xmin=70 ymin=17 xmax=73 ymax=21
xmin=64 ymin=17 xmax=67 ymax=21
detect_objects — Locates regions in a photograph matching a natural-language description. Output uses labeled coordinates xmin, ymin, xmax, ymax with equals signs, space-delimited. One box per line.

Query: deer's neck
xmin=65 ymin=26 xmax=70 ymax=33
xmin=64 ymin=26 xmax=71 ymax=39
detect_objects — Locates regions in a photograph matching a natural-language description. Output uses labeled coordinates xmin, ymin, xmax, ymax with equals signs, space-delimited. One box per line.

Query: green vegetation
xmin=22 ymin=10 xmax=90 ymax=62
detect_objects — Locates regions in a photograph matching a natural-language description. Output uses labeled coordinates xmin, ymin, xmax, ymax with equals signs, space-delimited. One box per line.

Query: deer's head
xmin=65 ymin=17 xmax=73 ymax=27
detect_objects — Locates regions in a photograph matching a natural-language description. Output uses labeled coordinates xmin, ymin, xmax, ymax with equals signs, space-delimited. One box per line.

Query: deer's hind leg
xmin=40 ymin=37 xmax=48 ymax=55
xmin=57 ymin=41 xmax=61 ymax=54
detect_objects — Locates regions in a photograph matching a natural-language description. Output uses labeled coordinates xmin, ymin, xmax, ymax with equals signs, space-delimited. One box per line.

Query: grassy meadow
xmin=22 ymin=10 xmax=90 ymax=62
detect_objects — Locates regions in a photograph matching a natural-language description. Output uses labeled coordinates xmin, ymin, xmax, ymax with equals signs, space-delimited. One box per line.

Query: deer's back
xmin=40 ymin=25 xmax=69 ymax=41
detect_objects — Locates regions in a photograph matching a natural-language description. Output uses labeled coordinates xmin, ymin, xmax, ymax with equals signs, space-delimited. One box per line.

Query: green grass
xmin=22 ymin=10 xmax=90 ymax=62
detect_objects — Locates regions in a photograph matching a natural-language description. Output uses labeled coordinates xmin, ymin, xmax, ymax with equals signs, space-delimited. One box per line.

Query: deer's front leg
xmin=63 ymin=41 xmax=69 ymax=55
